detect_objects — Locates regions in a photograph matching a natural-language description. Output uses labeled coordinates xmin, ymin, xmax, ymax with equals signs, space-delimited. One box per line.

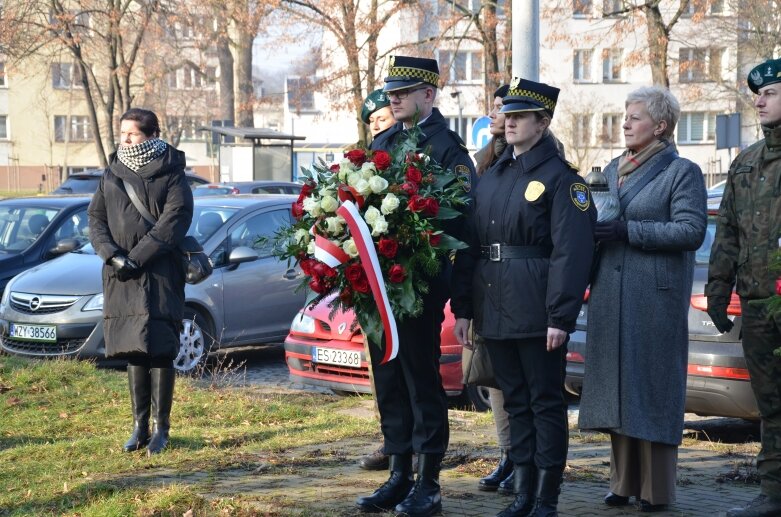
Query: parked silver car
xmin=0 ymin=195 xmax=305 ymax=373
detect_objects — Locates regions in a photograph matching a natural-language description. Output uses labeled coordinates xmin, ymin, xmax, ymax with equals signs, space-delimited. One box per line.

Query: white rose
xmin=319 ymin=187 xmax=336 ymax=199
xmin=368 ymin=175 xmax=389 ymax=194
xmin=361 ymin=161 xmax=377 ymax=179
xmin=302 ymin=196 xmax=322 ymax=216
xmin=325 ymin=216 xmax=345 ymax=235
xmin=371 ymin=216 xmax=389 ymax=236
xmin=342 ymin=238 xmax=359 ymax=258
xmin=339 ymin=158 xmax=355 ymax=174
xmin=364 ymin=205 xmax=381 ymax=225
xmin=380 ymin=193 xmax=400 ymax=215
xmin=320 ymin=195 xmax=338 ymax=213
xmin=419 ymin=153 xmax=431 ymax=164
xmin=347 ymin=172 xmax=363 ymax=187
xmin=294 ymin=228 xmax=310 ymax=245
xmin=307 ymin=240 xmax=316 ymax=255
xmin=354 ymin=179 xmax=372 ymax=197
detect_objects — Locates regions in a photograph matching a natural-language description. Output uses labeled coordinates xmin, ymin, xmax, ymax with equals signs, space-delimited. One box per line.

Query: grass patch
xmin=0 ymin=356 xmax=373 ymax=516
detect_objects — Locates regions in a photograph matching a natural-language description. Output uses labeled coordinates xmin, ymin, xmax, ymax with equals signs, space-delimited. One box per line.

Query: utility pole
xmin=512 ymin=0 xmax=540 ymax=81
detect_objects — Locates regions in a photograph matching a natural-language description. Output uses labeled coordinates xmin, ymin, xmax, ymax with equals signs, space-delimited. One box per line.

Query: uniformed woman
xmin=451 ymin=78 xmax=596 ymax=517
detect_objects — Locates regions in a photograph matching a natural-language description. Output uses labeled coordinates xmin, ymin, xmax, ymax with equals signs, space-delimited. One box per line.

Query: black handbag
xmin=121 ymin=179 xmax=212 ymax=285
xmin=461 ymin=324 xmax=499 ymax=389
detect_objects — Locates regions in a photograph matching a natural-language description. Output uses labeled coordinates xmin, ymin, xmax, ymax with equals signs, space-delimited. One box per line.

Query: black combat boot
xmin=498 ymin=469 xmax=516 ymax=495
xmin=357 ymin=454 xmax=414 ymax=513
xmin=359 ymin=445 xmax=390 ymax=471
xmin=496 ymin=465 xmax=536 ymax=517
xmin=527 ymin=467 xmax=564 ymax=517
xmin=395 ymin=453 xmax=443 ymax=516
xmin=123 ymin=365 xmax=151 ymax=452
xmin=479 ymin=448 xmax=514 ymax=491
xmin=147 ymin=368 xmax=175 ymax=455
xmin=726 ymin=494 xmax=781 ymax=517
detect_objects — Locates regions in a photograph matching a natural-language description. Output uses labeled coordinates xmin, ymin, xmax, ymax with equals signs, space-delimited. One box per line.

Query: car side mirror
xmin=48 ymin=238 xmax=80 ymax=256
xmin=228 ymin=246 xmax=259 ymax=265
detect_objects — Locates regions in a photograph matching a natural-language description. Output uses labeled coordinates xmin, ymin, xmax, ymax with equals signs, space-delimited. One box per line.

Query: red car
xmin=284 ymin=295 xmax=491 ymax=411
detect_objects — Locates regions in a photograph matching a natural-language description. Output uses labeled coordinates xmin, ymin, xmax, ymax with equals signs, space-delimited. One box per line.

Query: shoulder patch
xmin=570 ymin=183 xmax=590 ymax=211
xmin=455 ymin=164 xmax=471 ymax=192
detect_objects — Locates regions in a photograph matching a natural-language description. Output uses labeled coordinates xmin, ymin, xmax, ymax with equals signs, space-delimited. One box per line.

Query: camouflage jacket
xmin=706 ymin=125 xmax=781 ymax=302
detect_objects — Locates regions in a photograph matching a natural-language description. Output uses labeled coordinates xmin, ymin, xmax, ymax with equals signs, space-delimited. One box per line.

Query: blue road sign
xmin=471 ymin=116 xmax=491 ymax=149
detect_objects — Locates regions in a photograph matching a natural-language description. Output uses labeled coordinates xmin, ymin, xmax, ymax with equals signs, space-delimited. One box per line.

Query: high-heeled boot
xmin=147 ymin=367 xmax=175 ymax=455
xmin=123 ymin=365 xmax=151 ymax=452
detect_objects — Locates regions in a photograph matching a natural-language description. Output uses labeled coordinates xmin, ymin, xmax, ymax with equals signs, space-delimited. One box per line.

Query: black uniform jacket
xmin=451 ymin=134 xmax=596 ymax=339
xmin=88 ymin=147 xmax=194 ymax=358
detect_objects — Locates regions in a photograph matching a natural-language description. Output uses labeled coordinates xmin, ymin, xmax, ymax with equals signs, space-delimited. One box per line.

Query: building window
xmin=679 ymin=48 xmax=723 ymax=83
xmin=573 ymin=49 xmax=593 ymax=82
xmin=51 ymin=63 xmax=83 ymax=89
xmin=683 ymin=0 xmax=724 ymax=16
xmin=287 ymin=77 xmax=315 ymax=112
xmin=167 ymin=116 xmax=205 ymax=141
xmin=573 ymin=0 xmax=592 ymax=17
xmin=0 ymin=116 xmax=7 ymax=140
xmin=601 ymin=113 xmax=621 ymax=146
xmin=445 ymin=116 xmax=477 ymax=146
xmin=677 ymin=112 xmax=717 ymax=144
xmin=0 ymin=63 xmax=6 ymax=87
xmin=439 ymin=50 xmax=483 ymax=84
xmin=574 ymin=114 xmax=592 ymax=145
xmin=602 ymin=0 xmax=622 ymax=15
xmin=437 ymin=0 xmax=472 ymax=14
xmin=602 ymin=48 xmax=622 ymax=82
xmin=54 ymin=115 xmax=93 ymax=142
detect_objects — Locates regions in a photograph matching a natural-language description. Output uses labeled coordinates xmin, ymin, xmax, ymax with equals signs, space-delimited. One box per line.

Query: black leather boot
xmin=726 ymin=494 xmax=781 ymax=517
xmin=479 ymin=448 xmax=514 ymax=491
xmin=395 ymin=453 xmax=443 ymax=516
xmin=123 ymin=365 xmax=151 ymax=452
xmin=527 ymin=467 xmax=563 ymax=517
xmin=356 ymin=454 xmax=414 ymax=513
xmin=497 ymin=469 xmax=515 ymax=495
xmin=359 ymin=445 xmax=390 ymax=470
xmin=496 ymin=465 xmax=536 ymax=517
xmin=147 ymin=368 xmax=175 ymax=455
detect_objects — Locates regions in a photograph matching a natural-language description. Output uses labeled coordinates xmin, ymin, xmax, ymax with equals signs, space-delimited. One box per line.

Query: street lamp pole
xmin=513 ymin=0 xmax=540 ymax=81
xmin=451 ymin=90 xmax=463 ymax=140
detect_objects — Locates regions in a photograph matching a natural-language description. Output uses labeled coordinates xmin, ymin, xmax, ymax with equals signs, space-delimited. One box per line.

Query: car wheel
xmin=464 ymin=384 xmax=492 ymax=412
xmin=174 ymin=307 xmax=214 ymax=375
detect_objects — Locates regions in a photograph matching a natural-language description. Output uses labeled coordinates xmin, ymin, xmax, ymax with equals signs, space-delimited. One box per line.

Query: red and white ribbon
xmin=313 ymin=232 xmax=350 ymax=268
xmin=336 ymin=200 xmax=399 ymax=363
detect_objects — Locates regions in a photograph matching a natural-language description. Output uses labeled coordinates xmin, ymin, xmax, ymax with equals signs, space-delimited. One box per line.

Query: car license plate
xmin=312 ymin=347 xmax=361 ymax=368
xmin=9 ymin=323 xmax=57 ymax=342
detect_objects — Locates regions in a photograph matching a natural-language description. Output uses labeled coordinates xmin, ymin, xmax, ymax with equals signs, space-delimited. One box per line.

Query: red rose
xmin=400 ymin=182 xmax=419 ymax=196
xmin=378 ymin=237 xmax=399 ymax=259
xmin=301 ymin=182 xmax=316 ymax=196
xmin=345 ymin=149 xmax=367 ymax=166
xmin=372 ymin=150 xmax=391 ymax=170
xmin=776 ymin=278 xmax=781 ymax=296
xmin=345 ymin=263 xmax=365 ymax=282
xmin=309 ymin=277 xmax=328 ymax=294
xmin=292 ymin=201 xmax=305 ymax=219
xmin=388 ymin=264 xmax=406 ymax=283
xmin=407 ymin=195 xmax=428 ymax=213
xmin=406 ymin=166 xmax=423 ymax=183
xmin=423 ymin=173 xmax=435 ymax=184
xmin=329 ymin=163 xmax=340 ymax=172
xmin=427 ymin=231 xmax=442 ymax=247
xmin=423 ymin=197 xmax=439 ymax=217
xmin=299 ymin=258 xmax=317 ymax=276
xmin=353 ymin=276 xmax=370 ymax=293
xmin=312 ymin=261 xmax=337 ymax=278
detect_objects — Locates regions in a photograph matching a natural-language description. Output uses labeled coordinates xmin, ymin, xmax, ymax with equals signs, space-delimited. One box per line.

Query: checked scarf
xmin=117 ymin=138 xmax=167 ymax=172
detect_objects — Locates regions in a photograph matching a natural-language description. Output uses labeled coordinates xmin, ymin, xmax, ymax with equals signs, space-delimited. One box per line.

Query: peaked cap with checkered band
xmin=500 ymin=77 xmax=560 ymax=118
xmin=383 ymin=55 xmax=440 ymax=93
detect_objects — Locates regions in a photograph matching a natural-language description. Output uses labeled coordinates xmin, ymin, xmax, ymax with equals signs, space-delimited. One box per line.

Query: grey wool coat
xmin=577 ymin=145 xmax=707 ymax=445
xmin=88 ymin=146 xmax=194 ymax=359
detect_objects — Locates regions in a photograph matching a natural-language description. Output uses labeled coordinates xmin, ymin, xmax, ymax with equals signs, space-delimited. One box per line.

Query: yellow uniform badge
xmin=525 ymin=181 xmax=545 ymax=202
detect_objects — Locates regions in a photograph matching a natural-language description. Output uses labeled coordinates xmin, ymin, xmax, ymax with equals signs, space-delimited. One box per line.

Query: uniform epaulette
xmin=447 ymin=130 xmax=469 ymax=152
xmin=555 ymin=154 xmax=580 ymax=174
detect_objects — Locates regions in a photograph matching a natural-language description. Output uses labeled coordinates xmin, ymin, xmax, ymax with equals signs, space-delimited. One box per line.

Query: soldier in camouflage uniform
xmin=707 ymin=57 xmax=781 ymax=517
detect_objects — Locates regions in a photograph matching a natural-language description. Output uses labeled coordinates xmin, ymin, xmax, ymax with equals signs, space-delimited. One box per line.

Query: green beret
xmin=360 ymin=89 xmax=392 ymax=124
xmin=748 ymin=58 xmax=781 ymax=94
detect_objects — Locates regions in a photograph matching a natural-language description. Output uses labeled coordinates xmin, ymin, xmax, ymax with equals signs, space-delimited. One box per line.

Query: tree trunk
xmin=482 ymin=1 xmax=499 ymax=111
xmin=217 ymin=37 xmax=235 ymax=122
xmin=235 ymin=27 xmax=254 ymax=127
xmin=77 ymin=57 xmax=108 ymax=167
xmin=644 ymin=4 xmax=670 ymax=87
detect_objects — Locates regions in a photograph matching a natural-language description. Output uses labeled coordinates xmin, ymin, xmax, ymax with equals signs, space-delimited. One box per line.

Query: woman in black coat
xmin=452 ymin=79 xmax=596 ymax=517
xmin=88 ymin=108 xmax=194 ymax=455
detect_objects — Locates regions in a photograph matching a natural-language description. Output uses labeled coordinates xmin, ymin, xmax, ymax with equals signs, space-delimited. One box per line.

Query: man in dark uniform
xmin=707 ymin=58 xmax=781 ymax=517
xmin=355 ymin=55 xmax=476 ymax=517
xmin=451 ymin=78 xmax=596 ymax=517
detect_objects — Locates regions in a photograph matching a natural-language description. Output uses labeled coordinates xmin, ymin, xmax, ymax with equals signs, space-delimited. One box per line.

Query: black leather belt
xmin=480 ymin=244 xmax=551 ymax=261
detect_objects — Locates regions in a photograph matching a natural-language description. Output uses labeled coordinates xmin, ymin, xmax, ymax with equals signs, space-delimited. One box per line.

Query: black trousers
xmin=368 ymin=289 xmax=450 ymax=455
xmin=485 ymin=336 xmax=568 ymax=469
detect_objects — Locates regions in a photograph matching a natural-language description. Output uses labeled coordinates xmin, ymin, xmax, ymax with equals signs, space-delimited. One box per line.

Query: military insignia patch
xmin=525 ymin=181 xmax=545 ymax=202
xmin=510 ymin=77 xmax=521 ymax=89
xmin=365 ymin=98 xmax=376 ymax=111
xmin=570 ymin=183 xmax=590 ymax=211
xmin=455 ymin=164 xmax=471 ymax=192
xmin=751 ymin=70 xmax=763 ymax=86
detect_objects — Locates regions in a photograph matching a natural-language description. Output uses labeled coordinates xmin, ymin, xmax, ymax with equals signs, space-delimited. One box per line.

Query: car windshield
xmin=54 ymin=176 xmax=101 ymax=194
xmin=186 ymin=206 xmax=240 ymax=245
xmin=695 ymin=215 xmax=717 ymax=265
xmin=193 ymin=187 xmax=233 ymax=197
xmin=0 ymin=206 xmax=60 ymax=253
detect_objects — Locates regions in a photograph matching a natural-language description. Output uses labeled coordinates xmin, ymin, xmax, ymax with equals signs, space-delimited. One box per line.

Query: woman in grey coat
xmin=578 ymin=87 xmax=707 ymax=512
xmin=88 ymin=108 xmax=193 ymax=455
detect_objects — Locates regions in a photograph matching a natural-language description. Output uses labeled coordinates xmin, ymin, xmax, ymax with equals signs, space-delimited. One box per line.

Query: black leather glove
xmin=594 ymin=220 xmax=628 ymax=242
xmin=109 ymin=254 xmax=141 ymax=281
xmin=707 ymin=300 xmax=734 ymax=334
